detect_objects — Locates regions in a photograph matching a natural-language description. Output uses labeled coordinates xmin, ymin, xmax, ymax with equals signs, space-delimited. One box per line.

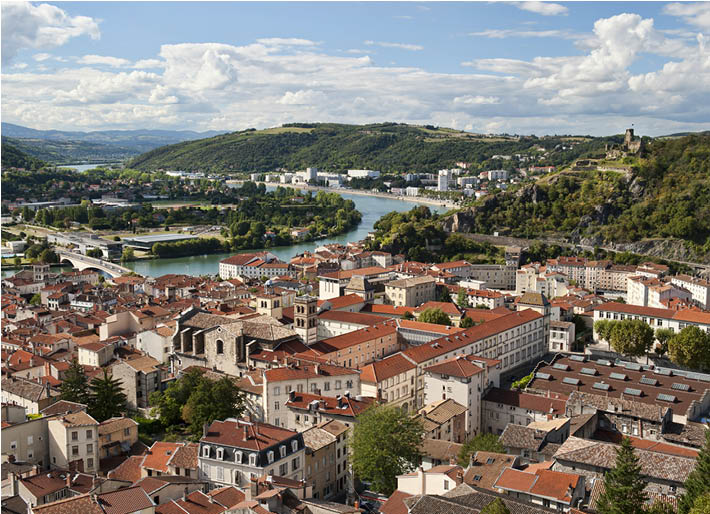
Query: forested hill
xmin=129 ymin=123 xmax=613 ymax=173
xmin=443 ymin=134 xmax=710 ymax=263
xmin=1 ymin=141 xmax=46 ymax=170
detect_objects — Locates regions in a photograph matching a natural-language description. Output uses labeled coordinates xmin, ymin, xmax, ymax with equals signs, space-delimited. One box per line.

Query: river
xmin=124 ymin=191 xmax=448 ymax=277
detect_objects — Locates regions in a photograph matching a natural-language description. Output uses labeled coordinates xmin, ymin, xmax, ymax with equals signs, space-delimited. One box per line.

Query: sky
xmin=2 ymin=1 xmax=709 ymax=136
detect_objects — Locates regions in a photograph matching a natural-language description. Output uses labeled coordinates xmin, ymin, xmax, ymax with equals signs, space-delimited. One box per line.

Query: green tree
xmin=457 ymin=288 xmax=468 ymax=307
xmin=654 ymin=328 xmax=675 ymax=356
xmin=669 ymin=326 xmax=710 ymax=371
xmin=688 ymin=493 xmax=710 ymax=514
xmin=417 ymin=308 xmax=452 ymax=326
xmin=150 ymin=368 xmax=205 ymax=426
xmin=121 ymin=246 xmax=135 ymax=263
xmin=13 ymin=256 xmax=21 ymax=266
xmin=480 ymin=498 xmax=510 ymax=514
xmin=88 ymin=369 xmax=127 ymax=422
xmin=350 ymin=404 xmax=424 ymax=495
xmin=458 ymin=433 xmax=504 ymax=467
xmin=402 ymin=310 xmax=415 ymax=320
xmin=86 ymin=248 xmax=103 ymax=258
xmin=609 ymin=319 xmax=654 ymax=357
xmin=181 ymin=376 xmax=246 ymax=437
xmin=595 ymin=437 xmax=647 ymax=514
xmin=594 ymin=319 xmax=615 ymax=344
xmin=460 ymin=316 xmax=475 ymax=328
xmin=38 ymin=248 xmax=58 ymax=264
xmin=29 ymin=293 xmax=42 ymax=305
xmin=60 ymin=359 xmax=90 ymax=405
xmin=679 ymin=430 xmax=710 ymax=514
xmin=438 ymin=287 xmax=452 ymax=303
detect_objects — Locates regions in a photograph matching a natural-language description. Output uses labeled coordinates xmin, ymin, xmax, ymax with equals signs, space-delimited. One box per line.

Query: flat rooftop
xmin=123 ymin=234 xmax=198 ymax=244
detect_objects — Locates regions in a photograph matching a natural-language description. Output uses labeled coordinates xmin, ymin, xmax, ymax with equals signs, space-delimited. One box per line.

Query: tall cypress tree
xmin=596 ymin=437 xmax=648 ymax=514
xmin=88 ymin=369 xmax=127 ymax=422
xmin=679 ymin=430 xmax=710 ymax=514
xmin=60 ymin=359 xmax=90 ymax=405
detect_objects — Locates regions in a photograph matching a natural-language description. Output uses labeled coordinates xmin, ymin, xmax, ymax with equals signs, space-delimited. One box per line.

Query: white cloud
xmin=278 ymin=90 xmax=326 ymax=105
xmin=513 ymin=2 xmax=569 ymax=16
xmin=77 ymin=54 xmax=131 ymax=68
xmin=12 ymin=62 xmax=28 ymax=69
xmin=469 ymin=29 xmax=582 ymax=39
xmin=664 ymin=3 xmax=710 ymax=31
xmin=256 ymin=38 xmax=319 ymax=47
xmin=133 ymin=59 xmax=165 ymax=69
xmin=344 ymin=49 xmax=369 ymax=54
xmin=453 ymin=95 xmax=501 ymax=105
xmin=33 ymin=53 xmax=52 ymax=62
xmin=1 ymin=2 xmax=100 ymax=65
xmin=394 ymin=15 xmax=413 ymax=20
xmin=364 ymin=40 xmax=423 ymax=51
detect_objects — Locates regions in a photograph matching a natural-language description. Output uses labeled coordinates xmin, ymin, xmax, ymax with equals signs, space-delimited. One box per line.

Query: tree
xmin=150 ymin=368 xmax=206 ymax=426
xmin=181 ymin=376 xmax=246 ymax=436
xmin=88 ymin=369 xmax=127 ymax=422
xmin=60 ymin=359 xmax=90 ymax=405
xmin=402 ymin=310 xmax=415 ymax=320
xmin=29 ymin=293 xmax=42 ymax=305
xmin=13 ymin=256 xmax=21 ymax=266
xmin=121 ymin=246 xmax=135 ymax=263
xmin=669 ymin=326 xmax=710 ymax=371
xmin=350 ymin=404 xmax=424 ymax=495
xmin=38 ymin=248 xmax=58 ymax=264
xmin=457 ymin=288 xmax=468 ymax=307
xmin=438 ymin=287 xmax=452 ymax=303
xmin=594 ymin=319 xmax=614 ymax=344
xmin=654 ymin=328 xmax=675 ymax=356
xmin=417 ymin=308 xmax=452 ymax=326
xmin=460 ymin=316 xmax=475 ymax=328
xmin=595 ymin=437 xmax=647 ymax=514
xmin=86 ymin=248 xmax=103 ymax=258
xmin=480 ymin=498 xmax=510 ymax=514
xmin=457 ymin=433 xmax=505 ymax=466
xmin=678 ymin=429 xmax=710 ymax=514
xmin=609 ymin=319 xmax=654 ymax=357
xmin=688 ymin=493 xmax=710 ymax=514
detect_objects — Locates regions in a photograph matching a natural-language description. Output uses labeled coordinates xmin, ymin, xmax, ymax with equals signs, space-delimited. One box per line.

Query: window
xmin=311 ymin=383 xmax=317 ymax=392
xmin=216 ymin=339 xmax=224 ymax=354
xmin=335 ymin=380 xmax=342 ymax=389
xmin=86 ymin=430 xmax=93 ymax=439
xmin=444 ymin=481 xmax=449 ymax=490
xmin=235 ymin=451 xmax=242 ymax=463
xmin=346 ymin=380 xmax=353 ymax=389
xmin=292 ymin=440 xmax=298 ymax=452
xmin=10 ymin=441 xmax=16 ymax=450
xmin=216 ymin=466 xmax=223 ymax=480
xmin=72 ymin=431 xmax=78 ymax=441
xmin=324 ymin=382 xmax=330 ymax=391
xmin=292 ymin=457 xmax=300 ymax=471
xmin=216 ymin=448 xmax=224 ymax=460
xmin=27 ymin=435 xmax=33 ymax=445
xmin=86 ymin=444 xmax=93 ymax=453
xmin=274 ymin=401 xmax=280 ymax=411
xmin=268 ymin=451 xmax=275 ymax=464
xmin=106 ymin=433 xmax=112 ymax=442
xmin=280 ymin=445 xmax=286 ymax=458
xmin=124 ymin=428 xmax=130 ymax=436
xmin=72 ymin=446 xmax=79 ymax=456
xmin=280 ymin=463 xmax=288 ymax=475
xmin=286 ymin=385 xmax=292 ymax=393
xmin=274 ymin=386 xmax=281 ymax=395
xmin=203 ymin=445 xmax=210 ymax=457
xmin=249 ymin=454 xmax=256 ymax=466
xmin=87 ymin=458 xmax=94 ymax=469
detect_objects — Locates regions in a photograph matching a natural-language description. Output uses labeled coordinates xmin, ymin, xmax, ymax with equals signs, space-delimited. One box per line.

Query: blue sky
xmin=2 ymin=1 xmax=709 ymax=135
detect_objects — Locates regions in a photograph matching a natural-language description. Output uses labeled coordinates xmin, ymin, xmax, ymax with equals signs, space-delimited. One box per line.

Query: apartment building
xmin=593 ymin=302 xmax=710 ymax=337
xmin=111 ymin=356 xmax=162 ymax=410
xmin=218 ymin=252 xmax=291 ymax=280
xmin=482 ymin=388 xmax=567 ymax=435
xmin=262 ymin=361 xmax=361 ymax=428
xmin=199 ymin=419 xmax=305 ymax=489
xmin=415 ymin=399 xmax=468 ymax=443
xmin=284 ymin=391 xmax=374 ymax=431
xmin=317 ymin=267 xmax=391 ymax=300
xmin=670 ymin=274 xmax=710 ymax=309
xmin=402 ymin=309 xmax=545 ymax=407
xmin=466 ymin=289 xmax=505 ymax=309
xmin=302 ymin=425 xmax=339 ymax=500
xmin=384 ymin=276 xmax=437 ymax=307
xmin=360 ymin=353 xmax=417 ymax=412
xmin=47 ymin=411 xmax=99 ymax=474
xmin=309 ymin=321 xmax=402 ymax=369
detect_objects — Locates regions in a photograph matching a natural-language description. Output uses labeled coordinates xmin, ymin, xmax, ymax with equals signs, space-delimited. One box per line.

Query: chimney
xmin=66 ymin=473 xmax=72 ymax=487
xmin=203 ymin=422 xmax=209 ymax=437
xmin=289 ymin=390 xmax=295 ymax=401
xmin=418 ymin=467 xmax=425 ymax=495
xmin=337 ymin=396 xmax=343 ymax=409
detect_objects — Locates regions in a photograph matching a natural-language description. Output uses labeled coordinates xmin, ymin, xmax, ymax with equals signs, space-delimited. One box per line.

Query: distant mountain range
xmin=1 ymin=122 xmax=225 ymax=164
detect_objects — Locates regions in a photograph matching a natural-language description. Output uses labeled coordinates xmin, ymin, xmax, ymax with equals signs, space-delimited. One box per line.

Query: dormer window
xmin=291 ymin=440 xmax=298 ymax=452
xmin=267 ymin=451 xmax=274 ymax=464
xmin=202 ymin=445 xmax=210 ymax=458
xmin=235 ymin=451 xmax=242 ymax=464
xmin=249 ymin=454 xmax=257 ymax=466
xmin=216 ymin=448 xmax=224 ymax=460
xmin=280 ymin=445 xmax=286 ymax=458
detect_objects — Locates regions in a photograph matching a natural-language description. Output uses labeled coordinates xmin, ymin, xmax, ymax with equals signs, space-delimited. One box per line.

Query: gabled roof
xmin=201 ymin=419 xmax=298 ymax=451
xmin=360 ymin=353 xmax=416 ymax=384
xmin=423 ymin=355 xmax=485 ymax=379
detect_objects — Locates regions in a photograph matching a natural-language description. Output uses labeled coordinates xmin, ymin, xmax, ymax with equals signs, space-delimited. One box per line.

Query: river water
xmin=124 ymin=192 xmax=447 ymax=277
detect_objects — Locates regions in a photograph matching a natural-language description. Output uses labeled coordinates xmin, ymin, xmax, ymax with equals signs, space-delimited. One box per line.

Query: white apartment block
xmin=219 ymin=252 xmax=289 ymax=280
xmin=385 ymin=276 xmax=437 ymax=307
xmin=670 ymin=275 xmax=710 ymax=309
xmin=347 ymin=169 xmax=380 ymax=179
xmin=549 ymin=321 xmax=575 ymax=353
xmin=627 ymin=276 xmax=691 ymax=308
xmin=486 ymin=169 xmax=508 ymax=181
xmin=593 ymin=302 xmax=710 ymax=340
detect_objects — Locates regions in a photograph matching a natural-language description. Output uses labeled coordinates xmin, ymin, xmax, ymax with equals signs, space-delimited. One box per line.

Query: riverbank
xmin=226 ymin=180 xmax=458 ymax=210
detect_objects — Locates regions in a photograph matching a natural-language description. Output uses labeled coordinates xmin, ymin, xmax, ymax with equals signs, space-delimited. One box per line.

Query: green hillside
xmin=129 ymin=122 xmax=612 ymax=173
xmin=1 ymin=141 xmax=46 ymax=170
xmin=443 ymin=134 xmax=710 ymax=261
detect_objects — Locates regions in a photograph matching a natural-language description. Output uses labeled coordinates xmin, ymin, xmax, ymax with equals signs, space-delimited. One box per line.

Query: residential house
xmin=47 ymin=411 xmax=100 ymax=473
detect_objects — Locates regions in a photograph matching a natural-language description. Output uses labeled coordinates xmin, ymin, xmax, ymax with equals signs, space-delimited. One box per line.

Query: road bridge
xmin=56 ymin=249 xmax=132 ymax=278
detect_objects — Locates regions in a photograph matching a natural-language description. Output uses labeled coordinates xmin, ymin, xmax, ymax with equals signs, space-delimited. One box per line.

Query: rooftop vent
xmin=580 ymin=368 xmax=597 ymax=376
xmin=671 ymin=383 xmax=690 ymax=392
xmin=657 ymin=393 xmax=676 ymax=403
xmin=639 ymin=376 xmax=658 ymax=386
xmin=609 ymin=372 xmax=627 ymax=381
xmin=593 ymin=382 xmax=610 ymax=391
xmin=562 ymin=377 xmax=580 ymax=386
xmin=569 ymin=355 xmax=586 ymax=362
xmin=624 ymin=387 xmax=642 ymax=397
xmin=535 ymin=372 xmax=552 ymax=380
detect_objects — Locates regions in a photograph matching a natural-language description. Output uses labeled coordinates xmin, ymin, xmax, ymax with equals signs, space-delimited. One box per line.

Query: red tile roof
xmin=318 ymin=310 xmax=383 ymax=326
xmin=424 ymin=354 xmax=486 ymax=378
xmin=360 ymin=353 xmax=416 ymax=384
xmin=202 ymin=419 xmax=298 ymax=451
xmin=286 ymin=392 xmax=374 ymax=418
xmin=482 ymin=388 xmax=567 ymax=415
xmin=263 ymin=361 xmax=357 ymax=382
xmin=310 ymin=322 xmax=397 ymax=353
